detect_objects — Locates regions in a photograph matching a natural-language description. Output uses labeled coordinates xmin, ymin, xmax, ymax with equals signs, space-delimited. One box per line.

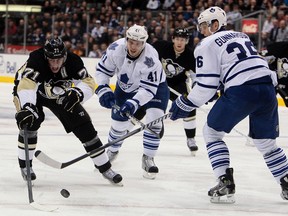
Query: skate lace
xmin=210 ymin=177 xmax=233 ymax=196
xmin=21 ymin=167 xmax=35 ymax=175
xmin=187 ymin=138 xmax=196 ymax=147
xmin=143 ymin=156 xmax=156 ymax=168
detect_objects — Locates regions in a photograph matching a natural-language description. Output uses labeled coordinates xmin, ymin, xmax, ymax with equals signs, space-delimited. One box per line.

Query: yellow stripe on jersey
xmin=17 ymin=77 xmax=37 ymax=92
xmin=82 ymin=76 xmax=96 ymax=91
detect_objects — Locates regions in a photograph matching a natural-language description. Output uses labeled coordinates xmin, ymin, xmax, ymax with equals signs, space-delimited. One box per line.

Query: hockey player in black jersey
xmin=152 ymin=27 xmax=199 ymax=155
xmin=261 ymin=41 xmax=288 ymax=107
xmin=13 ymin=37 xmax=122 ymax=185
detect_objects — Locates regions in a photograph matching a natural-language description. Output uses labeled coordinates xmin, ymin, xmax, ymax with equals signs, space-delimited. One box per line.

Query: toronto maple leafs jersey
xmin=95 ymin=38 xmax=166 ymax=106
xmin=188 ymin=30 xmax=278 ymax=107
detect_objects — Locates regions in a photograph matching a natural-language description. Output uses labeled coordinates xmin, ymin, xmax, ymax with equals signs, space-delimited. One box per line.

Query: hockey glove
xmin=57 ymin=87 xmax=84 ymax=112
xmin=15 ymin=103 xmax=39 ymax=129
xmin=169 ymin=95 xmax=196 ymax=120
xmin=119 ymin=99 xmax=139 ymax=119
xmin=95 ymin=84 xmax=115 ymax=109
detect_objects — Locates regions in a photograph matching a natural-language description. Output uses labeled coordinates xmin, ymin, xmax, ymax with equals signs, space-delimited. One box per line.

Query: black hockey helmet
xmin=44 ymin=37 xmax=67 ymax=59
xmin=173 ymin=27 xmax=190 ymax=39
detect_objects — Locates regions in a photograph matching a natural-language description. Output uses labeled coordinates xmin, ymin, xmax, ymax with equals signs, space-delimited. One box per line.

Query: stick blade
xmin=35 ymin=150 xmax=62 ymax=169
xmin=30 ymin=201 xmax=58 ymax=212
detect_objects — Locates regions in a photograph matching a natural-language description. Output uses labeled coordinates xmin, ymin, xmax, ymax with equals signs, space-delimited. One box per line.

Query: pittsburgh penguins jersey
xmin=266 ymin=42 xmax=288 ymax=78
xmin=14 ymin=48 xmax=95 ymax=108
xmin=188 ymin=30 xmax=278 ymax=107
xmin=152 ymin=40 xmax=195 ymax=87
xmin=95 ymin=38 xmax=166 ymax=106
xmin=265 ymin=41 xmax=288 ymax=106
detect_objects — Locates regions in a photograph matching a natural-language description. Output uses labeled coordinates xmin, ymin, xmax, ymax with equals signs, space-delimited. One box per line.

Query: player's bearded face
xmin=173 ymin=37 xmax=187 ymax=53
xmin=47 ymin=57 xmax=65 ymax=73
xmin=127 ymin=39 xmax=144 ymax=57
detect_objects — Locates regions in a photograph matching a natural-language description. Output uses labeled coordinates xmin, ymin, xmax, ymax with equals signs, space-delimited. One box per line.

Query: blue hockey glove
xmin=95 ymin=84 xmax=115 ymax=109
xmin=169 ymin=95 xmax=196 ymax=120
xmin=15 ymin=103 xmax=39 ymax=129
xmin=119 ymin=99 xmax=139 ymax=118
xmin=57 ymin=87 xmax=84 ymax=112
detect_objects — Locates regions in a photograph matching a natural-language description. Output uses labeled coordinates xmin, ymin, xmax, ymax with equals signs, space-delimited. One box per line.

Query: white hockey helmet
xmin=197 ymin=6 xmax=227 ymax=32
xmin=126 ymin=24 xmax=149 ymax=43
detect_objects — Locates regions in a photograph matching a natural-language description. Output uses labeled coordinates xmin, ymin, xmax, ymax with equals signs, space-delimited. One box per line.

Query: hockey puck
xmin=60 ymin=189 xmax=70 ymax=198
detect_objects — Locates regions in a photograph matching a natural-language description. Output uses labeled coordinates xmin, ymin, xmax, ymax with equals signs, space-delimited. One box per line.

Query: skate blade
xmin=143 ymin=171 xmax=157 ymax=180
xmin=113 ymin=181 xmax=124 ymax=187
xmin=190 ymin=151 xmax=197 ymax=156
xmin=106 ymin=179 xmax=124 ymax=187
xmin=210 ymin=194 xmax=235 ymax=204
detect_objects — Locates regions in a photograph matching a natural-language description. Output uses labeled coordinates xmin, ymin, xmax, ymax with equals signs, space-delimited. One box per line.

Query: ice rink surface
xmin=0 ymin=82 xmax=288 ymax=216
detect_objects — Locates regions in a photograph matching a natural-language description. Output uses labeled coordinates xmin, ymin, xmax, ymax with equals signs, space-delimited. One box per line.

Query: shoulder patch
xmin=144 ymin=56 xmax=155 ymax=68
xmin=108 ymin=42 xmax=119 ymax=50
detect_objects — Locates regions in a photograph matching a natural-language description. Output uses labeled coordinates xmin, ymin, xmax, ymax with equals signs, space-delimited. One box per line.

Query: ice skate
xmin=142 ymin=154 xmax=159 ymax=179
xmin=208 ymin=168 xmax=235 ymax=204
xmin=280 ymin=174 xmax=288 ymax=200
xmin=21 ymin=167 xmax=36 ymax=181
xmin=107 ymin=149 xmax=119 ymax=162
xmin=187 ymin=138 xmax=198 ymax=156
xmin=102 ymin=168 xmax=123 ymax=186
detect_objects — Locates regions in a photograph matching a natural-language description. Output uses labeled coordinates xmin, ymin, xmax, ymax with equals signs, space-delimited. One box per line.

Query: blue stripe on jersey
xmin=223 ymin=55 xmax=264 ymax=82
xmin=140 ymin=80 xmax=158 ymax=88
xmin=225 ymin=65 xmax=267 ymax=83
xmin=197 ymin=82 xmax=218 ymax=89
xmin=160 ymin=69 xmax=163 ymax=81
xmin=97 ymin=63 xmax=114 ymax=77
xmin=196 ymin=73 xmax=220 ymax=78
xmin=102 ymin=54 xmax=107 ymax=63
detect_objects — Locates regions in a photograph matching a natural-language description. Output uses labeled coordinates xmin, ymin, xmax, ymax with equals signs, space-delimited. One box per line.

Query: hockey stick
xmin=35 ymin=113 xmax=172 ymax=169
xmin=23 ymin=127 xmax=58 ymax=212
xmin=112 ymin=104 xmax=161 ymax=138
xmin=168 ymin=87 xmax=253 ymax=145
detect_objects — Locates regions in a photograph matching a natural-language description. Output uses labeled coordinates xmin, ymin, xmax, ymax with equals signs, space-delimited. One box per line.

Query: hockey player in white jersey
xmin=95 ymin=24 xmax=169 ymax=179
xmin=169 ymin=6 xmax=288 ymax=202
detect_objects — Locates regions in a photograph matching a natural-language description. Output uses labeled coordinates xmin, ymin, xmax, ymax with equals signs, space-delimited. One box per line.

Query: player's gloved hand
xmin=95 ymin=84 xmax=115 ymax=109
xmin=57 ymin=87 xmax=84 ymax=112
xmin=169 ymin=95 xmax=196 ymax=121
xmin=119 ymin=99 xmax=139 ymax=119
xmin=15 ymin=103 xmax=39 ymax=129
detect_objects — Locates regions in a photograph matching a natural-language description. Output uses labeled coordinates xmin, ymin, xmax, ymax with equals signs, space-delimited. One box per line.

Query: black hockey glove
xmin=57 ymin=87 xmax=84 ymax=112
xmin=169 ymin=95 xmax=196 ymax=120
xmin=95 ymin=84 xmax=115 ymax=109
xmin=15 ymin=103 xmax=39 ymax=129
